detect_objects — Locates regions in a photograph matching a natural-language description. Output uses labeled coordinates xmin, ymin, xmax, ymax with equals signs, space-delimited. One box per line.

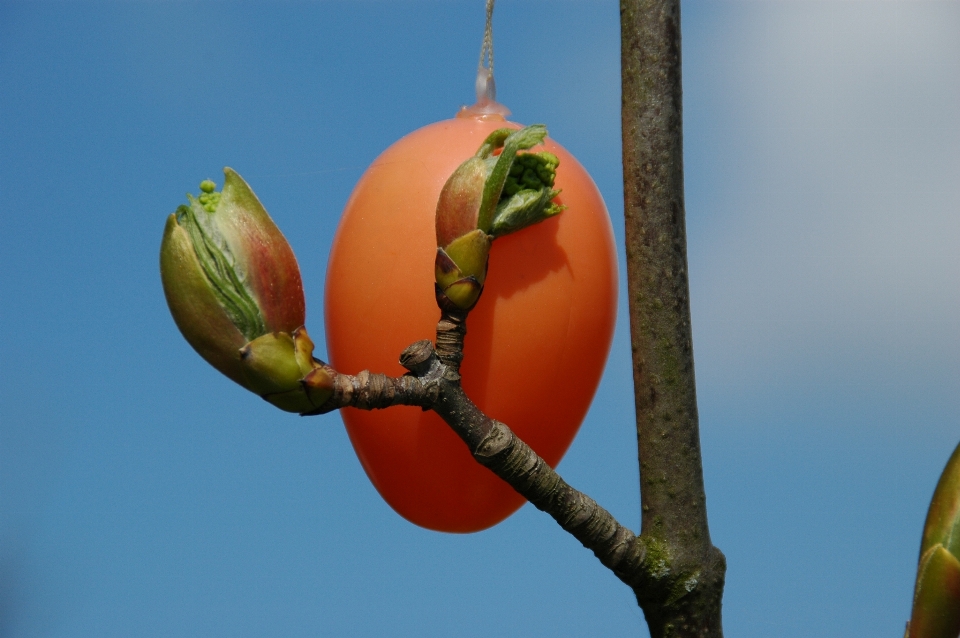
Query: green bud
xmin=440 ymin=278 xmax=484 ymax=310
xmin=435 ymin=248 xmax=463 ymax=293
xmin=443 ymin=229 xmax=491 ymax=286
xmin=240 ymin=332 xmax=310 ymax=396
xmin=434 ymin=229 xmax=492 ymax=311
xmin=160 ymin=169 xmax=333 ymax=414
xmin=238 ymin=328 xmax=334 ymax=413
xmin=475 ymin=125 xmax=549 ymax=233
xmin=906 ymin=545 xmax=960 ymax=638
xmin=906 ymin=441 xmax=960 ymax=638
xmin=433 ymin=125 xmax=563 ymax=311
xmin=921 ymin=442 xmax=960 ymax=560
xmin=490 ymin=186 xmax=564 ymax=237
xmin=491 ymin=150 xmax=563 ymax=237
xmin=160 ymin=213 xmax=248 ymax=386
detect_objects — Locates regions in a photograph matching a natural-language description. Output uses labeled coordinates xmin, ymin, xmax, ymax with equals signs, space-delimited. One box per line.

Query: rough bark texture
xmin=621 ymin=0 xmax=726 ymax=634
xmin=312 ymin=335 xmax=657 ymax=594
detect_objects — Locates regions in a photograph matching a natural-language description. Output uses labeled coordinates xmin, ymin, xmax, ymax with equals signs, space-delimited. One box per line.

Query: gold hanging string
xmin=462 ymin=0 xmax=508 ymax=116
xmin=475 ymin=0 xmax=496 ymax=104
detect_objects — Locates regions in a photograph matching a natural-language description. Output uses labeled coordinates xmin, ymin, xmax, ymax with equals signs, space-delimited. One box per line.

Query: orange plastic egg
xmin=325 ymin=111 xmax=617 ymax=532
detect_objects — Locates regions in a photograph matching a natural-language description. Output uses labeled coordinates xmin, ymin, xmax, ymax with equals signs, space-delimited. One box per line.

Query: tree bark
xmin=621 ymin=0 xmax=726 ymax=634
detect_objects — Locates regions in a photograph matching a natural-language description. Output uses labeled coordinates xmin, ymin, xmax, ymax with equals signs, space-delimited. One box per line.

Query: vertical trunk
xmin=620 ymin=0 xmax=726 ymax=634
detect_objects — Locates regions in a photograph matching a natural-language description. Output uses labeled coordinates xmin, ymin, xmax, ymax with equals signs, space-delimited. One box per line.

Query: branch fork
xmin=302 ymin=306 xmax=709 ymax=614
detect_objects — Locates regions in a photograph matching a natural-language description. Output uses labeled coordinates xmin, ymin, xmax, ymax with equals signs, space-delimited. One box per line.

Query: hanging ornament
xmin=325 ymin=0 xmax=618 ymax=532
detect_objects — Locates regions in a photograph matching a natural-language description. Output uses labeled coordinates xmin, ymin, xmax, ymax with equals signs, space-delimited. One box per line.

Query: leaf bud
xmin=160 ymin=168 xmax=333 ymax=413
xmin=906 ymin=441 xmax=960 ymax=638
xmin=433 ymin=125 xmax=564 ymax=310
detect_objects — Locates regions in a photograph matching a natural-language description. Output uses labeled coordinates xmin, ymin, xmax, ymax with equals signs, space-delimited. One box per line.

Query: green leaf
xmin=490 ymin=188 xmax=564 ymax=238
xmin=476 ymin=125 xmax=548 ymax=233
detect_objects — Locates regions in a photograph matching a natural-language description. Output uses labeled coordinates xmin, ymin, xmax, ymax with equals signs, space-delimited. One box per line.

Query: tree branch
xmin=621 ymin=0 xmax=726 ymax=634
xmin=306 ymin=301 xmax=717 ymax=631
xmin=472 ymin=418 xmax=649 ymax=588
xmin=310 ymin=333 xmax=654 ymax=593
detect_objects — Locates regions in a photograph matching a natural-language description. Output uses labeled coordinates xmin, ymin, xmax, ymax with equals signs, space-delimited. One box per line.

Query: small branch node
xmin=399 ymin=340 xmax=436 ymax=374
xmin=474 ymin=419 xmax=513 ymax=458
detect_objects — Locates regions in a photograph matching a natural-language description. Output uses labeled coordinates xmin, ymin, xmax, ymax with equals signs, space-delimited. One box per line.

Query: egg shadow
xmin=460 ymin=209 xmax=572 ymax=412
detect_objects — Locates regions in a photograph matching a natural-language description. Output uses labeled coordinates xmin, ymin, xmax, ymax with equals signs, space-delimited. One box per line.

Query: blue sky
xmin=1 ymin=1 xmax=958 ymax=636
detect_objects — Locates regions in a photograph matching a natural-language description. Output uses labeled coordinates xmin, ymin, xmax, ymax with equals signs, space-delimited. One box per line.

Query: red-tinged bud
xmin=160 ymin=170 xmax=332 ymax=413
xmin=433 ymin=125 xmax=565 ymax=311
xmin=436 ymin=158 xmax=487 ymax=249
